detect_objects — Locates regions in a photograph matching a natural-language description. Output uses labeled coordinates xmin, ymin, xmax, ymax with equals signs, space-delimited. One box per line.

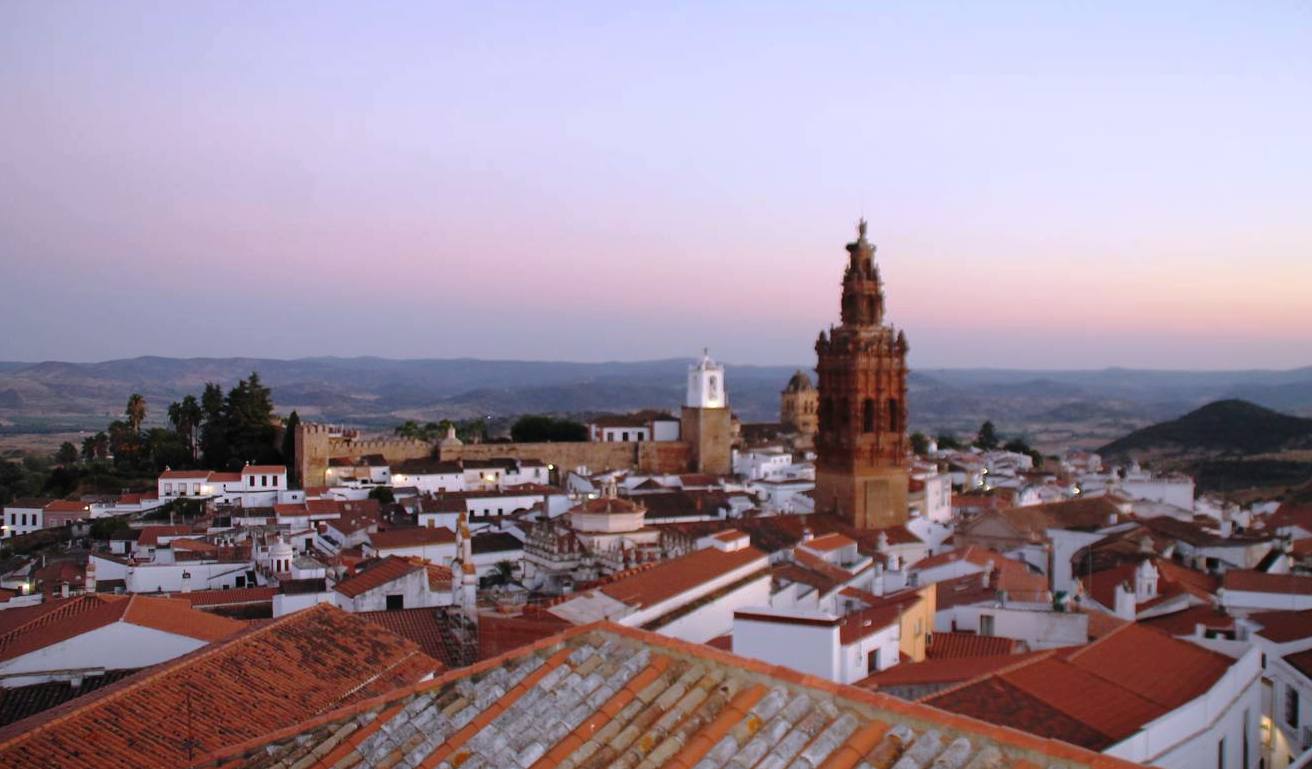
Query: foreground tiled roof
xmin=925 ymin=623 xmax=1234 ymax=752
xmin=0 ymin=605 xmax=440 ymax=769
xmin=0 ymin=595 xmax=243 ymax=664
xmin=193 ymin=622 xmax=1142 ymax=769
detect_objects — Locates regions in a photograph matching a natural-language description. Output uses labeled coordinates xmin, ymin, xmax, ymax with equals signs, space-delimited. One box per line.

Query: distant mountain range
xmin=1 ymin=357 xmax=1311 ymax=448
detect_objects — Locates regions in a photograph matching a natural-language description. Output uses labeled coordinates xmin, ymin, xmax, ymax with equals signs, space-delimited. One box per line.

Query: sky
xmin=1 ymin=2 xmax=1310 ymax=370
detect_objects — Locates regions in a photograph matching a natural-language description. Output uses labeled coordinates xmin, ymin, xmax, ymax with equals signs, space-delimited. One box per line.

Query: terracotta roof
xmin=1285 ymin=648 xmax=1312 ymax=680
xmin=595 ymin=545 xmax=766 ymax=610
xmin=0 ymin=670 xmax=141 ymax=728
xmin=1138 ymin=604 xmax=1235 ymax=637
xmin=137 ymin=525 xmax=195 ymax=547
xmin=180 ymin=587 xmax=277 ymax=608
xmin=188 ymin=621 xmax=1144 ymax=769
xmin=0 ymin=594 xmax=243 ymax=664
xmin=1080 ymin=556 xmax=1217 ymax=612
xmin=241 ymin=465 xmax=286 ymax=475
xmin=0 ymin=604 xmax=439 ymax=769
xmin=803 ymin=532 xmax=857 ymax=552
xmin=158 ymin=470 xmax=210 ymax=480
xmin=860 ymin=650 xmax=1048 ymax=689
xmin=571 ymin=496 xmax=644 ymax=515
xmin=356 ymin=608 xmax=457 ymax=667
xmin=368 ymin=526 xmax=456 ymax=550
xmin=1224 ymin=570 xmax=1312 ymax=595
xmin=333 ymin=556 xmax=424 ymax=598
xmin=926 ymin=632 xmax=1025 ymax=659
xmin=41 ymin=500 xmax=90 ymax=514
xmin=913 ymin=547 xmax=1049 ymax=598
xmin=926 ymin=623 xmax=1234 ymax=751
xmin=1249 ymin=609 xmax=1312 ymax=642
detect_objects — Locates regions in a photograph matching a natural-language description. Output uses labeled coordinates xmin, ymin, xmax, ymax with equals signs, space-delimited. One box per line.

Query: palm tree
xmin=125 ymin=394 xmax=147 ymax=434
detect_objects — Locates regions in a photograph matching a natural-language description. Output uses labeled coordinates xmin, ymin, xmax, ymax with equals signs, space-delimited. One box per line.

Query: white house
xmin=331 ymin=556 xmax=453 ymax=613
xmin=0 ymin=594 xmax=243 ymax=687
xmin=546 ymin=530 xmax=769 ymax=643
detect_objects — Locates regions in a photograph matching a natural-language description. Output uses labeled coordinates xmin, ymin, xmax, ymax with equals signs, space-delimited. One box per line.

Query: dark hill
xmin=1099 ymin=399 xmax=1312 ymax=457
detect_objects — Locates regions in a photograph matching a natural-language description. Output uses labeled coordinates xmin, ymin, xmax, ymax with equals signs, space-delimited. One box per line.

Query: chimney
xmin=84 ymin=558 xmax=97 ymax=594
xmin=872 ymin=563 xmax=886 ymax=596
xmin=1114 ymin=581 xmax=1137 ymax=620
xmin=1134 ymin=559 xmax=1159 ymax=602
xmin=60 ymin=582 xmax=70 ymax=599
xmin=801 ymin=528 xmax=813 ymax=543
xmin=181 ymin=570 xmax=192 ymax=594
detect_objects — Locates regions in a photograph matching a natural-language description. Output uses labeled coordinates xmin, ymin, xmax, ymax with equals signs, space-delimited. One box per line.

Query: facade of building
xmin=814 ymin=220 xmax=911 ymax=530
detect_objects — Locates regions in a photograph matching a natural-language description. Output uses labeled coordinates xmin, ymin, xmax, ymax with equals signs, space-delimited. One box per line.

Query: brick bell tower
xmin=813 ymin=219 xmax=910 ymax=529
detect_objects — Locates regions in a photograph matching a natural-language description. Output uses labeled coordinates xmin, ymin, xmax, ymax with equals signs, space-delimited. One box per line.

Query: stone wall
xmin=296 ymin=422 xmax=697 ymax=487
xmin=440 ymin=440 xmax=692 ymax=475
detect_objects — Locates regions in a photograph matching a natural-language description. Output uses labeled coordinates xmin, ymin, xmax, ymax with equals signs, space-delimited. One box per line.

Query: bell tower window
xmin=862 ymin=398 xmax=875 ymax=433
xmin=887 ymin=399 xmax=900 ymax=433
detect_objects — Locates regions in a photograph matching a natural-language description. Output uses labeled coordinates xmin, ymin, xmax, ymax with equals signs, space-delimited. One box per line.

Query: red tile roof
xmin=41 ymin=500 xmax=90 ymax=514
xmin=596 ymin=545 xmax=767 ymax=610
xmin=860 ymin=650 xmax=1048 ymax=689
xmin=803 ymin=532 xmax=857 ymax=552
xmin=1249 ymin=609 xmax=1312 ymax=642
xmin=356 ymin=608 xmax=456 ymax=667
xmin=241 ymin=465 xmax=286 ymax=475
xmin=179 ymin=587 xmax=277 ymax=608
xmin=137 ymin=525 xmax=195 ymax=547
xmin=1223 ymin=570 xmax=1312 ymax=595
xmin=1139 ymin=604 xmax=1235 ymax=637
xmin=368 ymin=526 xmax=456 ymax=549
xmin=332 ymin=556 xmax=424 ymax=598
xmin=926 ymin=631 xmax=1025 ymax=659
xmin=0 ymin=605 xmax=439 ymax=769
xmin=926 ymin=623 xmax=1235 ymax=751
xmin=0 ymin=595 xmax=243 ymax=664
xmin=186 ymin=621 xmax=1145 ymax=769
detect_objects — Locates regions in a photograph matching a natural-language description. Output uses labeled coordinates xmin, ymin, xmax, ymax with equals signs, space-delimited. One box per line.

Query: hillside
xmin=1099 ymin=400 xmax=1312 ymax=458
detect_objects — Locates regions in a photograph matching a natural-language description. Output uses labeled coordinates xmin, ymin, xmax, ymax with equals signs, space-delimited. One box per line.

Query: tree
xmin=510 ymin=415 xmax=588 ymax=442
xmin=935 ymin=433 xmax=962 ymax=450
xmin=125 ymin=394 xmax=147 ymax=434
xmin=54 ymin=442 xmax=79 ymax=465
xmin=199 ymin=382 xmax=228 ymax=468
xmin=224 ymin=372 xmax=280 ymax=468
xmin=81 ymin=432 xmax=109 ymax=462
xmin=168 ymin=395 xmax=203 ymax=462
xmin=368 ymin=485 xmax=395 ymax=504
xmin=1003 ymin=438 xmax=1044 ymax=468
xmin=909 ymin=432 xmax=929 ymax=456
xmin=975 ymin=421 xmax=999 ymax=450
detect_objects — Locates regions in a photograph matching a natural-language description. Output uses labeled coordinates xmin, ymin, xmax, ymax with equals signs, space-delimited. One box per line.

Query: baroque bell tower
xmin=814 ymin=220 xmax=910 ymax=529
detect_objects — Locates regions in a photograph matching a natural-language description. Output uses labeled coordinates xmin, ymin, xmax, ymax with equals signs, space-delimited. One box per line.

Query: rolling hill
xmin=1099 ymin=400 xmax=1312 ymax=458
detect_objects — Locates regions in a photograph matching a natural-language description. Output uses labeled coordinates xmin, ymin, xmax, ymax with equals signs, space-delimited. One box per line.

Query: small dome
xmin=784 ymin=370 xmax=814 ymax=392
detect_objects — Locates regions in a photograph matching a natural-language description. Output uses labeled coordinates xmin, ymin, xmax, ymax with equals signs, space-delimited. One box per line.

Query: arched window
xmin=839 ymin=398 xmax=850 ymax=427
xmin=887 ymin=399 xmax=900 ymax=433
xmin=862 ymin=398 xmax=875 ymax=433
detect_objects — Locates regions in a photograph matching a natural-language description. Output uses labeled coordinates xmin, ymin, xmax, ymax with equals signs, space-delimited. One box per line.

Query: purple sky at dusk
xmin=2 ymin=3 xmax=1310 ymax=369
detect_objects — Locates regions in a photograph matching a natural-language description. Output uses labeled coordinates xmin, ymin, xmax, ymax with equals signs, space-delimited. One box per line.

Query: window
xmin=1243 ymin=709 xmax=1249 ymax=769
xmin=622 ymin=432 xmax=629 ymax=442
xmin=867 ymin=649 xmax=880 ymax=674
xmin=979 ymin=614 xmax=995 ymax=636
xmin=261 ymin=475 xmax=268 ymax=488
xmin=1287 ymin=685 xmax=1300 ymax=728
xmin=887 ymin=399 xmax=900 ymax=433
xmin=249 ymin=476 xmax=256 ymax=487
xmin=163 ymin=482 xmax=172 ymax=494
xmin=386 ymin=594 xmax=404 ymax=611
xmin=862 ymin=398 xmax=875 ymax=433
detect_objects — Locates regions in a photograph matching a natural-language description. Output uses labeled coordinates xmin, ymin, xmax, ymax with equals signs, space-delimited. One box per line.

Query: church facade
xmin=813 ymin=221 xmax=911 ymax=529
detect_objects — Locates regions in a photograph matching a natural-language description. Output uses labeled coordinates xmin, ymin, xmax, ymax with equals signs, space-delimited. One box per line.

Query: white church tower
xmin=686 ymin=348 xmax=727 ymax=409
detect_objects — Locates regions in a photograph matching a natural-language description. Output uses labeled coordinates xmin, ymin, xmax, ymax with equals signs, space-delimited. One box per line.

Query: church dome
xmin=784 ymin=370 xmax=814 ymax=392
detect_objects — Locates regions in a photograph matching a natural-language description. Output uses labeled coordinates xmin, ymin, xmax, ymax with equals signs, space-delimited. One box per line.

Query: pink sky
xmin=1 ymin=3 xmax=1309 ymax=369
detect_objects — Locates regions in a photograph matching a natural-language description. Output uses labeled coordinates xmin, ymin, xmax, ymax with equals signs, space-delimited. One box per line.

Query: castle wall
xmin=296 ymin=422 xmax=697 ymax=488
xmin=440 ymin=440 xmax=692 ymax=475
